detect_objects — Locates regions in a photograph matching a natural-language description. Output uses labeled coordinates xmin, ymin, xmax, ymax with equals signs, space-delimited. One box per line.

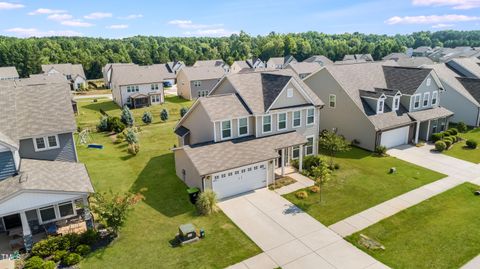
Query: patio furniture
xmin=44 ymin=223 xmax=58 ymax=236
xmin=9 ymin=238 xmax=24 ymax=251
xmin=7 ymin=227 xmax=22 ymax=238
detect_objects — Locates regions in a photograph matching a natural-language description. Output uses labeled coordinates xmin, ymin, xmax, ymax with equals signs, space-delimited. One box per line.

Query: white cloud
xmin=0 ymin=2 xmax=24 ymax=10
xmin=119 ymin=14 xmax=143 ymax=20
xmin=47 ymin=13 xmax=73 ymax=21
xmin=168 ymin=19 xmax=222 ymax=29
xmin=61 ymin=20 xmax=94 ymax=27
xmin=432 ymin=23 xmax=455 ymax=28
xmin=184 ymin=28 xmax=239 ymax=37
xmin=28 ymin=8 xmax=66 ymax=15
xmin=106 ymin=24 xmax=128 ymax=29
xmin=385 ymin=14 xmax=480 ymax=24
xmin=412 ymin=0 xmax=480 ymax=10
xmin=5 ymin=27 xmax=82 ymax=37
xmin=84 ymin=12 xmax=112 ymax=20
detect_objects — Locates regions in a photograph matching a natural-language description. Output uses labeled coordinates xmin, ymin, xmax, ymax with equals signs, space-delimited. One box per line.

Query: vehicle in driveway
xmin=163 ymin=81 xmax=173 ymax=87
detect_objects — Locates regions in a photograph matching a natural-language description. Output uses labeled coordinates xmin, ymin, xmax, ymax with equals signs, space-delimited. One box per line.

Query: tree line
xmin=0 ymin=30 xmax=479 ymax=79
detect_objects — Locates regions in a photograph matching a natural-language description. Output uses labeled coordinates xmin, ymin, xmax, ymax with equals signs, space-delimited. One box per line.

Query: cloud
xmin=432 ymin=23 xmax=455 ymax=28
xmin=412 ymin=0 xmax=480 ymax=10
xmin=47 ymin=13 xmax=73 ymax=21
xmin=119 ymin=14 xmax=143 ymax=20
xmin=106 ymin=24 xmax=128 ymax=29
xmin=168 ymin=19 xmax=222 ymax=29
xmin=28 ymin=8 xmax=66 ymax=15
xmin=0 ymin=2 xmax=24 ymax=10
xmin=61 ymin=20 xmax=94 ymax=27
xmin=385 ymin=14 xmax=480 ymax=24
xmin=5 ymin=27 xmax=82 ymax=37
xmin=84 ymin=12 xmax=112 ymax=20
xmin=184 ymin=28 xmax=239 ymax=37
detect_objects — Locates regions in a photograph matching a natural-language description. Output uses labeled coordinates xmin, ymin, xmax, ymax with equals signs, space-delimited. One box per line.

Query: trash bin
xmin=199 ymin=228 xmax=205 ymax=238
xmin=187 ymin=187 xmax=200 ymax=204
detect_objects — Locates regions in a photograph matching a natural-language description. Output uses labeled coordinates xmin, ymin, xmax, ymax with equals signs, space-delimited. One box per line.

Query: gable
xmin=210 ymin=78 xmax=237 ymax=96
xmin=269 ymin=81 xmax=310 ymax=110
xmin=412 ymin=73 xmax=442 ymax=96
xmin=48 ymin=68 xmax=60 ymax=75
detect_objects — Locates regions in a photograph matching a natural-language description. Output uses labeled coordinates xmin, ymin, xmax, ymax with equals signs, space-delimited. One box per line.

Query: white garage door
xmin=381 ymin=126 xmax=410 ymax=148
xmin=212 ymin=162 xmax=268 ymax=199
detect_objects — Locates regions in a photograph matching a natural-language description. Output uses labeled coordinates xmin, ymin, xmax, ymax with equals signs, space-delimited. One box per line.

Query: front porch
xmin=410 ymin=107 xmax=454 ymax=144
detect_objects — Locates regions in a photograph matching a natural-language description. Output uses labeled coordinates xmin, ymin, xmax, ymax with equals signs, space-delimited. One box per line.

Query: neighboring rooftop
xmin=303 ymin=55 xmax=333 ymax=65
xmin=193 ymin=59 xmax=226 ymax=68
xmin=286 ymin=62 xmax=322 ymax=76
xmin=458 ymin=77 xmax=480 ymax=104
xmin=197 ymin=94 xmax=250 ymax=121
xmin=110 ymin=64 xmax=171 ymax=86
xmin=447 ymin=57 xmax=480 ymax=79
xmin=396 ymin=57 xmax=434 ymax=68
xmin=382 ymin=53 xmax=409 ymax=61
xmin=179 ymin=66 xmax=225 ymax=81
xmin=41 ymin=63 xmax=86 ymax=79
xmin=17 ymin=73 xmax=69 ymax=86
xmin=0 ymin=66 xmax=19 ymax=79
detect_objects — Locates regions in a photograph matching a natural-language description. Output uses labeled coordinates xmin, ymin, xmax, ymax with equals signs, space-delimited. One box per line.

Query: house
xmin=286 ymin=62 xmax=323 ymax=79
xmin=176 ymin=66 xmax=225 ymax=100
xmin=173 ymin=69 xmax=323 ymax=199
xmin=343 ymin=54 xmax=374 ymax=62
xmin=304 ymin=61 xmax=453 ymax=151
xmin=193 ymin=59 xmax=229 ymax=72
xmin=41 ymin=64 xmax=87 ymax=91
xmin=382 ymin=53 xmax=409 ymax=61
xmin=102 ymin=63 xmax=136 ymax=89
xmin=427 ymin=63 xmax=480 ymax=126
xmin=0 ymin=67 xmax=19 ymax=80
xmin=230 ymin=58 xmax=266 ymax=73
xmin=412 ymin=46 xmax=433 ymax=57
xmin=0 ymin=80 xmax=94 ymax=251
xmin=445 ymin=57 xmax=480 ymax=79
xmin=166 ymin=61 xmax=185 ymax=83
xmin=267 ymin=55 xmax=297 ymax=69
xmin=110 ymin=64 xmax=168 ymax=108
xmin=396 ymin=57 xmax=434 ymax=68
xmin=303 ymin=55 xmax=333 ymax=66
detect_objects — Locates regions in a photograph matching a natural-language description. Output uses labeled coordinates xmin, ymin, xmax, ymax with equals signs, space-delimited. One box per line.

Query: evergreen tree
xmin=142 ymin=111 xmax=153 ymax=124
xmin=160 ymin=109 xmax=169 ymax=122
xmin=121 ymin=106 xmax=134 ymax=127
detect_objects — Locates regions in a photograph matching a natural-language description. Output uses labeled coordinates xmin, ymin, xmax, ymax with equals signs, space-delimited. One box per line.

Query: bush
xmin=180 ymin=107 xmax=188 ymax=117
xmin=309 ymin=186 xmax=320 ymax=193
xmin=466 ymin=139 xmax=478 ymax=149
xmin=334 ymin=163 xmax=340 ymax=170
xmin=53 ymin=250 xmax=68 ymax=262
xmin=125 ymin=128 xmax=139 ymax=144
xmin=128 ymin=143 xmax=140 ymax=155
xmin=443 ymin=132 xmax=451 ymax=137
xmin=75 ymin=244 xmax=91 ymax=256
xmin=295 ymin=190 xmax=309 ymax=199
xmin=435 ymin=140 xmax=447 ymax=152
xmin=443 ymin=139 xmax=452 ymax=149
xmin=443 ymin=136 xmax=453 ymax=143
xmin=303 ymin=155 xmax=323 ymax=172
xmin=374 ymin=146 xmax=387 ymax=156
xmin=431 ymin=133 xmax=443 ymax=142
xmin=79 ymin=229 xmax=100 ymax=245
xmin=31 ymin=236 xmax=69 ymax=257
xmin=457 ymin=122 xmax=468 ymax=133
xmin=62 ymin=253 xmax=82 ymax=266
xmin=196 ymin=189 xmax=218 ymax=215
xmin=290 ymin=159 xmax=299 ymax=169
xmin=142 ymin=111 xmax=153 ymax=124
xmin=115 ymin=133 xmax=125 ymax=143
xmin=24 ymin=256 xmax=45 ymax=269
xmin=121 ymin=106 xmax=134 ymax=127
xmin=43 ymin=261 xmax=56 ymax=269
xmin=448 ymin=128 xmax=458 ymax=135
xmin=160 ymin=108 xmax=169 ymax=121
xmin=109 ymin=116 xmax=126 ymax=133
xmin=96 ymin=115 xmax=109 ymax=132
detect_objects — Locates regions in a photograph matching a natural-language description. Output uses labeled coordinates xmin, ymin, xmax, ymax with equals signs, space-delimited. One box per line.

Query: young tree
xmin=121 ymin=106 xmax=135 ymax=127
xmin=125 ymin=128 xmax=139 ymax=144
xmin=142 ymin=111 xmax=152 ymax=124
xmin=180 ymin=107 xmax=188 ymax=117
xmin=160 ymin=108 xmax=169 ymax=122
xmin=311 ymin=159 xmax=331 ymax=202
xmin=319 ymin=129 xmax=351 ymax=166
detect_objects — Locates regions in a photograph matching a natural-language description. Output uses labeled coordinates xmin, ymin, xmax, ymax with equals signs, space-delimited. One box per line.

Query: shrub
xmin=24 ymin=256 xmax=45 ymax=269
xmin=75 ymin=244 xmax=91 ymax=256
xmin=125 ymin=128 xmax=139 ymax=144
xmin=160 ymin=108 xmax=169 ymax=121
xmin=142 ymin=111 xmax=153 ymax=124
xmin=120 ymin=106 xmax=134 ymax=127
xmin=466 ymin=139 xmax=478 ymax=149
xmin=196 ymin=189 xmax=218 ymax=215
xmin=53 ymin=250 xmax=68 ymax=262
xmin=444 ymin=129 xmax=453 ymax=136
xmin=79 ymin=229 xmax=100 ymax=245
xmin=128 ymin=143 xmax=140 ymax=155
xmin=443 ymin=136 xmax=453 ymax=143
xmin=309 ymin=186 xmax=320 ymax=193
xmin=431 ymin=133 xmax=444 ymax=142
xmin=443 ymin=139 xmax=452 ymax=149
xmin=115 ymin=133 xmax=125 ymax=143
xmin=435 ymin=140 xmax=447 ymax=152
xmin=448 ymin=128 xmax=458 ymax=135
xmin=374 ymin=146 xmax=387 ymax=156
xmin=31 ymin=236 xmax=69 ymax=257
xmin=303 ymin=155 xmax=323 ymax=172
xmin=109 ymin=117 xmax=126 ymax=133
xmin=295 ymin=190 xmax=309 ymax=199
xmin=457 ymin=122 xmax=468 ymax=133
xmin=62 ymin=253 xmax=82 ymax=266
xmin=180 ymin=107 xmax=188 ymax=117
xmin=43 ymin=261 xmax=56 ymax=269
xmin=96 ymin=115 xmax=109 ymax=132
xmin=334 ymin=163 xmax=340 ymax=170
xmin=450 ymin=136 xmax=457 ymax=143
xmin=290 ymin=159 xmax=299 ymax=169
xmin=443 ymin=132 xmax=451 ymax=137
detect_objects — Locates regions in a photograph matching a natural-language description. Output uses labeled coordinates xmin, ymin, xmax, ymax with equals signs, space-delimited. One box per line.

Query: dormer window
xmin=221 ymin=120 xmax=232 ymax=139
xmin=377 ymin=98 xmax=385 ymax=114
xmin=34 ymin=135 xmax=60 ymax=152
xmin=393 ymin=96 xmax=400 ymax=111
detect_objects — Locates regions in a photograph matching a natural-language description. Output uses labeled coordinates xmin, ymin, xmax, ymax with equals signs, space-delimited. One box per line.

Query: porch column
xmin=445 ymin=117 xmax=449 ymax=130
xmin=82 ymin=197 xmax=94 ymax=229
xmin=281 ymin=148 xmax=285 ymax=176
xmin=414 ymin=121 xmax=420 ymax=144
xmin=425 ymin=120 xmax=431 ymax=141
xmin=299 ymin=146 xmax=303 ymax=172
xmin=20 ymin=211 xmax=32 ymax=251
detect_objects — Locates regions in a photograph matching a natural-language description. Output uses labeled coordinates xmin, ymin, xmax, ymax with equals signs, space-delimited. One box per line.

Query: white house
xmin=41 ymin=63 xmax=87 ymax=91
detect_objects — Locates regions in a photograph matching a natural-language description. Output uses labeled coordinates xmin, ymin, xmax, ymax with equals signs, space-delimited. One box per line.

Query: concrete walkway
xmin=221 ymin=189 xmax=388 ymax=269
xmin=274 ymin=173 xmax=315 ymax=195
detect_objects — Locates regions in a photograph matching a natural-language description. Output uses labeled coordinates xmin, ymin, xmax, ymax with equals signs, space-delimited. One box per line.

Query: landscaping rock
xmin=359 ymin=234 xmax=385 ymax=250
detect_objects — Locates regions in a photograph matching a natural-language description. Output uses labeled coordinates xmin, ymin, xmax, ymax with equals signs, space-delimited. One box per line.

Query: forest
xmin=1 ymin=30 xmax=480 ymax=79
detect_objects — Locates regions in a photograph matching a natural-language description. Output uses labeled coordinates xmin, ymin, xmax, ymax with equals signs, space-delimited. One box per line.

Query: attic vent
xmin=287 ymin=88 xmax=293 ymax=98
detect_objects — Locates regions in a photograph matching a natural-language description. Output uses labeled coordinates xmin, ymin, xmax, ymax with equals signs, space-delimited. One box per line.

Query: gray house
xmin=303 ymin=55 xmax=333 ymax=66
xmin=102 ymin=63 xmax=136 ymax=88
xmin=267 ymin=55 xmax=297 ymax=69
xmin=176 ymin=66 xmax=225 ymax=100
xmin=173 ymin=69 xmax=323 ymax=199
xmin=193 ymin=59 xmax=229 ymax=72
xmin=230 ymin=58 xmax=266 ymax=73
xmin=0 ymin=80 xmax=93 ymax=251
xmin=0 ymin=67 xmax=19 ymax=80
xmin=305 ymin=62 xmax=453 ymax=151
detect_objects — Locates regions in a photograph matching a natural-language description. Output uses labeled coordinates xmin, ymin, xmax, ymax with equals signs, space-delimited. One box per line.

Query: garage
xmin=211 ymin=162 xmax=268 ymax=199
xmin=380 ymin=126 xmax=410 ymax=148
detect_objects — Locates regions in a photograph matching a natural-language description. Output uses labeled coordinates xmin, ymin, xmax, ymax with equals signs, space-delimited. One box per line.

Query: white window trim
xmin=292 ymin=146 xmax=300 ymax=160
xmin=329 ymin=94 xmax=336 ymax=108
xmin=306 ymin=108 xmax=315 ymax=126
xmin=292 ymin=110 xmax=302 ymax=128
xmin=393 ymin=96 xmax=400 ymax=110
xmin=431 ymin=91 xmax=438 ymax=106
xmin=426 ymin=78 xmax=432 ymax=87
xmin=277 ymin=112 xmax=287 ymax=131
xmin=58 ymin=201 xmax=76 ymax=218
xmin=237 ymin=117 xmax=249 ymax=137
xmin=286 ymin=88 xmax=293 ymax=98
xmin=413 ymin=94 xmax=421 ymax=109
xmin=220 ymin=120 xmax=232 ymax=140
xmin=305 ymin=136 xmax=314 ymax=156
xmin=33 ymin=135 xmax=60 ymax=152
xmin=262 ymin=115 xmax=272 ymax=134
xmin=377 ymin=98 xmax=385 ymax=114
xmin=423 ymin=92 xmax=430 ymax=107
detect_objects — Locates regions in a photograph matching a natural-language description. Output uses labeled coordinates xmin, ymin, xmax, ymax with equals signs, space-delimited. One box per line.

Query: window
xmin=151 ymin=95 xmax=160 ymax=103
xmin=432 ymin=120 xmax=438 ymax=134
xmin=393 ymin=97 xmax=400 ymax=110
xmin=221 ymin=120 xmax=232 ymax=139
xmin=66 ymin=74 xmax=72 ymax=80
xmin=238 ymin=117 xmax=248 ymax=136
xmin=377 ymin=99 xmax=385 ymax=113
xmin=287 ymin=88 xmax=293 ymax=98
xmin=34 ymin=135 xmax=59 ymax=152
xmin=135 ymin=85 xmax=139 ymax=92
xmin=278 ymin=113 xmax=287 ymax=130
xmin=197 ymin=90 xmax=208 ymax=98
xmin=423 ymin=92 xmax=430 ymax=107
xmin=59 ymin=202 xmax=74 ymax=218
xmin=47 ymin=135 xmax=58 ymax=148
xmin=193 ymin=81 xmax=201 ymax=87
xmin=263 ymin=115 xmax=272 ymax=133
xmin=228 ymin=172 xmax=233 ymax=176
xmin=306 ymin=108 xmax=315 ymax=125
xmin=413 ymin=94 xmax=421 ymax=109
xmin=35 ymin=137 xmax=46 ymax=150
xmin=40 ymin=206 xmax=56 ymax=223
xmin=305 ymin=137 xmax=314 ymax=155
xmin=127 ymin=86 xmax=131 ymax=93
xmin=260 ymin=164 xmax=265 ymax=168
xmin=292 ymin=146 xmax=300 ymax=159
xmin=254 ymin=166 xmax=258 ymax=170
xmin=151 ymin=84 xmax=159 ymax=90
xmin=432 ymin=91 xmax=438 ymax=106
xmin=292 ymin=111 xmax=301 ymax=128
xmin=329 ymin=94 xmax=336 ymax=108
xmin=214 ymin=175 xmax=219 ymax=179
xmin=426 ymin=78 xmax=432 ymax=86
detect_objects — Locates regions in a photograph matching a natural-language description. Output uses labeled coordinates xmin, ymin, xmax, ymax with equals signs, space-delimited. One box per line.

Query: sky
xmin=0 ymin=0 xmax=479 ymax=38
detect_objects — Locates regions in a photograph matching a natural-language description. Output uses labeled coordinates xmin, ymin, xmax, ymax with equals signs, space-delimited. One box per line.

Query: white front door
xmin=211 ymin=162 xmax=268 ymax=199
xmin=381 ymin=126 xmax=410 ymax=148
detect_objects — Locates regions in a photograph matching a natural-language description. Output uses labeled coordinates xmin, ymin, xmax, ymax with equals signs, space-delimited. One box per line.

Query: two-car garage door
xmin=380 ymin=126 xmax=410 ymax=149
xmin=211 ymin=162 xmax=268 ymax=199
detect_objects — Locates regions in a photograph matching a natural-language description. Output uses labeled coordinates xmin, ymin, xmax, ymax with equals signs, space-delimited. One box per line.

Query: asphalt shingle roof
xmin=383 ymin=66 xmax=432 ymax=95
xmin=110 ymin=64 xmax=172 ymax=86
xmin=396 ymin=57 xmax=434 ymax=67
xmin=448 ymin=58 xmax=480 ymax=78
xmin=179 ymin=66 xmax=225 ymax=81
xmin=458 ymin=77 xmax=480 ymax=104
xmin=193 ymin=60 xmax=225 ymax=67
xmin=303 ymin=55 xmax=333 ymax=65
xmin=408 ymin=107 xmax=454 ymax=122
xmin=0 ymin=67 xmax=19 ymax=79
xmin=199 ymin=94 xmax=251 ymax=121
xmin=287 ymin=62 xmax=322 ymax=76
xmin=41 ymin=63 xmax=86 ymax=79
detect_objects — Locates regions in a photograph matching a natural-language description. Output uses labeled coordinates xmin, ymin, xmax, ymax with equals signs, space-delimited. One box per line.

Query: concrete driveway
xmin=220 ymin=189 xmax=388 ymax=269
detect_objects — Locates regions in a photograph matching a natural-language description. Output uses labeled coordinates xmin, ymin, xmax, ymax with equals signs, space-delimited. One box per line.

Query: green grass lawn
xmin=75 ymin=97 xmax=261 ymax=269
xmin=284 ymin=147 xmax=445 ymax=226
xmin=346 ymin=183 xmax=480 ymax=269
xmin=444 ymin=128 xmax=480 ymax=163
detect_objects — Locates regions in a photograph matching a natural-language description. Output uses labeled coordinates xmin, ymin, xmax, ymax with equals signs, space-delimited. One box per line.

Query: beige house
xmin=230 ymin=58 xmax=266 ymax=73
xmin=41 ymin=64 xmax=86 ymax=91
xmin=286 ymin=62 xmax=323 ymax=79
xmin=303 ymin=55 xmax=333 ymax=66
xmin=173 ymin=69 xmax=323 ymax=199
xmin=176 ymin=66 xmax=225 ymax=100
xmin=267 ymin=55 xmax=297 ymax=69
xmin=193 ymin=59 xmax=229 ymax=72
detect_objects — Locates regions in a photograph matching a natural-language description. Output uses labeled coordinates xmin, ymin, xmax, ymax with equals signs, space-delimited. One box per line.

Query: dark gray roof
xmin=262 ymin=73 xmax=292 ymax=110
xmin=175 ymin=126 xmax=190 ymax=137
xmin=458 ymin=77 xmax=480 ymax=103
xmin=359 ymin=90 xmax=384 ymax=99
xmin=383 ymin=66 xmax=432 ymax=95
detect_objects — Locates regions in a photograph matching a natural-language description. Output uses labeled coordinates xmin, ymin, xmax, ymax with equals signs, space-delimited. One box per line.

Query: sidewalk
xmin=274 ymin=173 xmax=314 ymax=195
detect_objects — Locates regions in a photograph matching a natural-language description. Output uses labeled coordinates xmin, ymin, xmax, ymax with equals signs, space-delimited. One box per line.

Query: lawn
xmin=346 ymin=183 xmax=480 ymax=269
xmin=75 ymin=97 xmax=261 ymax=269
xmin=284 ymin=147 xmax=445 ymax=226
xmin=444 ymin=128 xmax=480 ymax=163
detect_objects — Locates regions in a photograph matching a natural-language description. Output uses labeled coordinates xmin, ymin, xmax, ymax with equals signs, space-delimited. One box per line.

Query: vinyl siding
xmin=440 ymin=80 xmax=479 ymax=126
xmin=176 ymin=70 xmax=192 ymax=100
xmin=174 ymin=149 xmax=203 ymax=190
xmin=19 ymin=133 xmax=77 ymax=162
xmin=269 ymin=81 xmax=310 ymax=110
xmin=190 ymin=79 xmax=221 ymax=99
xmin=409 ymin=74 xmax=442 ymax=112
xmin=181 ymin=104 xmax=214 ymax=145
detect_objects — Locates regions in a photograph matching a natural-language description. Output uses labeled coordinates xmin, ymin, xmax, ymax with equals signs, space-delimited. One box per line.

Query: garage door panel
xmin=381 ymin=126 xmax=410 ymax=149
xmin=212 ymin=162 xmax=267 ymax=199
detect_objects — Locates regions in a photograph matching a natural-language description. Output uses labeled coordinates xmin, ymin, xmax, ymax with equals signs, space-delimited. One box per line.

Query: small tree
xmin=311 ymin=158 xmax=331 ymax=202
xmin=319 ymin=129 xmax=351 ymax=166
xmin=457 ymin=122 xmax=468 ymax=133
xmin=196 ymin=190 xmax=218 ymax=215
xmin=89 ymin=191 xmax=143 ymax=235
xmin=121 ymin=106 xmax=134 ymax=127
xmin=180 ymin=107 xmax=188 ymax=117
xmin=125 ymin=128 xmax=139 ymax=144
xmin=160 ymin=108 xmax=169 ymax=122
xmin=142 ymin=111 xmax=152 ymax=124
